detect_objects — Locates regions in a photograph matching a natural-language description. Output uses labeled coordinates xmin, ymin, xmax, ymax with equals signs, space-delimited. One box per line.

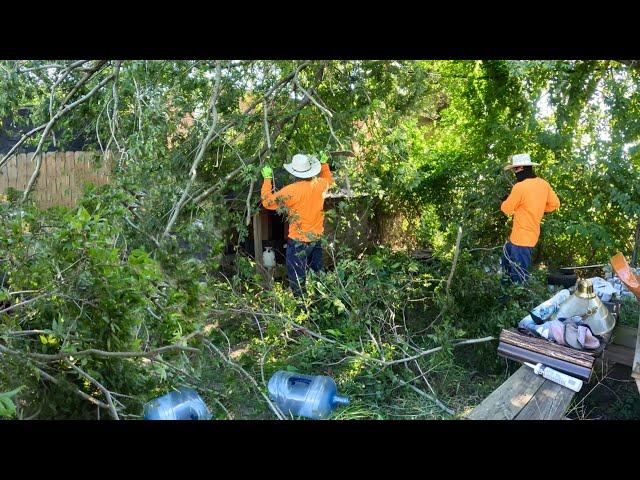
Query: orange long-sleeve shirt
xmin=501 ymin=177 xmax=560 ymax=247
xmin=261 ymin=164 xmax=334 ymax=242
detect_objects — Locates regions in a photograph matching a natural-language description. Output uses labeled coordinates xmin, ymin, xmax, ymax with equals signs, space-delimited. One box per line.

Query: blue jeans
xmin=286 ymin=239 xmax=323 ymax=296
xmin=501 ymin=241 xmax=533 ymax=284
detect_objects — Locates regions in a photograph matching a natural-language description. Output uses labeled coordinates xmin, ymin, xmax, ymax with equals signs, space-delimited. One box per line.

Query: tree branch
xmin=163 ymin=61 xmax=222 ymax=238
xmin=20 ymin=64 xmax=117 ymax=202
xmin=446 ymin=225 xmax=463 ymax=295
xmin=66 ymin=360 xmax=120 ymax=420
xmin=191 ymin=64 xmax=326 ymax=205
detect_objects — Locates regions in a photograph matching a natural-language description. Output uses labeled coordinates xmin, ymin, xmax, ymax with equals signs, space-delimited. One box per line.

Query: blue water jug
xmin=267 ymin=371 xmax=350 ymax=420
xmin=143 ymin=387 xmax=211 ymax=420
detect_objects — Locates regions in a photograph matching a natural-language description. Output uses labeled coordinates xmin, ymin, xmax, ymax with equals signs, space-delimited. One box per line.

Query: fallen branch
xmin=190 ymin=63 xmax=325 ymax=206
xmin=203 ymin=338 xmax=286 ymax=420
xmin=392 ymin=369 xmax=455 ymax=416
xmin=409 ymin=362 xmax=455 ymax=415
xmin=32 ymin=364 xmax=111 ymax=410
xmin=21 ymin=64 xmax=118 ymax=202
xmin=0 ymin=342 xmax=198 ymax=362
xmin=66 ymin=360 xmax=120 ymax=420
xmin=163 ymin=61 xmax=222 ymax=237
xmin=18 ymin=60 xmax=89 ymax=73
xmin=0 ymin=293 xmax=51 ymax=315
xmin=289 ymin=320 xmax=494 ymax=367
xmin=123 ymin=215 xmax=160 ymax=248
xmin=446 ymin=225 xmax=463 ymax=295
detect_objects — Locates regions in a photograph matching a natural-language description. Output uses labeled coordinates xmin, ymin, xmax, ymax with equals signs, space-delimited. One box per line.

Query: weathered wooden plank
xmin=253 ymin=211 xmax=263 ymax=268
xmin=17 ymin=153 xmax=30 ymax=190
xmin=501 ymin=329 xmax=595 ymax=368
xmin=66 ymin=152 xmax=75 ymax=203
xmin=79 ymin=158 xmax=86 ymax=189
xmin=611 ymin=325 xmax=638 ymax=349
xmin=40 ymin=152 xmax=50 ymax=191
xmin=55 ymin=152 xmax=64 ymax=192
xmin=6 ymin=155 xmax=18 ymax=191
xmin=0 ymin=156 xmax=7 ymax=193
xmin=497 ymin=341 xmax=593 ymax=381
xmin=632 ymin=315 xmax=640 ymax=380
xmin=467 ymin=366 xmax=545 ymax=420
xmin=515 ymin=379 xmax=576 ymax=420
xmin=69 ymin=152 xmax=82 ymax=201
xmin=12 ymin=154 xmax=21 ymax=190
xmin=602 ymin=343 xmax=635 ymax=368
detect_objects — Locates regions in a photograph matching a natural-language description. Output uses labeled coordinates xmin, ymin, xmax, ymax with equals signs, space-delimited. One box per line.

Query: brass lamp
xmin=551 ymin=279 xmax=616 ymax=336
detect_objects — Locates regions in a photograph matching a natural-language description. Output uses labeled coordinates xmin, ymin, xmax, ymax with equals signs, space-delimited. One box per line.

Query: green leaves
xmin=0 ymin=387 xmax=24 ymax=418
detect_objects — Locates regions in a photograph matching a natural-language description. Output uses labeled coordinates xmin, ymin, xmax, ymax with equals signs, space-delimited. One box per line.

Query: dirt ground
xmin=567 ymin=363 xmax=640 ymax=420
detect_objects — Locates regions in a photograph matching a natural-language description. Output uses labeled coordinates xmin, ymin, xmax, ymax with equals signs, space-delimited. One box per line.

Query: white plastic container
xmin=518 ymin=289 xmax=571 ymax=332
xmin=525 ymin=362 xmax=583 ymax=393
xmin=263 ymin=247 xmax=276 ymax=268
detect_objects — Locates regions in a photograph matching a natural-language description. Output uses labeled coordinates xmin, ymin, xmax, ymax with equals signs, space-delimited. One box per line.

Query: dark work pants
xmin=501 ymin=241 xmax=533 ymax=283
xmin=286 ymin=239 xmax=323 ymax=296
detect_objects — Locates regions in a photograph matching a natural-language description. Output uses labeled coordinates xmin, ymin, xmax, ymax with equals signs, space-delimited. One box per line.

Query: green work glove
xmin=261 ymin=165 xmax=273 ymax=179
xmin=318 ymin=151 xmax=329 ymax=164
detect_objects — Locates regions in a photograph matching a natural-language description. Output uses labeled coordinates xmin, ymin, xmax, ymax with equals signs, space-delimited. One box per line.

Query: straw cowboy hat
xmin=283 ymin=153 xmax=321 ymax=179
xmin=504 ymin=153 xmax=540 ymax=171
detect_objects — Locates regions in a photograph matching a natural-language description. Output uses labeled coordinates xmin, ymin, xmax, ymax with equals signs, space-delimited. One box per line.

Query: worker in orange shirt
xmin=261 ymin=152 xmax=334 ymax=296
xmin=501 ymin=153 xmax=560 ymax=283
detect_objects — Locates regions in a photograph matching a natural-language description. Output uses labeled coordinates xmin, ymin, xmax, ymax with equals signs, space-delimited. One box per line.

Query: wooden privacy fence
xmin=0 ymin=151 xmax=112 ymax=209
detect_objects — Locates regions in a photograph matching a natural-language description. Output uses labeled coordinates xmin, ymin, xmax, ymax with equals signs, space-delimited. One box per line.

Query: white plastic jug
xmin=263 ymin=247 xmax=276 ymax=268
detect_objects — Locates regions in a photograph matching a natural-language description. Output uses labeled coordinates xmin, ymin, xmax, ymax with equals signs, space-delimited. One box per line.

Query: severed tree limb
xmin=2 ymin=63 xmax=105 ymax=168
xmin=191 ymin=64 xmax=326 ymax=206
xmin=293 ymin=62 xmax=344 ymax=149
xmin=49 ymin=64 xmax=75 ymax=123
xmin=18 ymin=60 xmax=90 ymax=74
xmin=31 ymin=364 xmax=111 ymax=410
xmin=446 ymin=225 xmax=463 ymax=295
xmin=245 ymin=180 xmax=255 ymax=227
xmin=106 ymin=60 xmax=123 ymax=154
xmin=124 ymin=214 xmax=161 ymax=249
xmin=0 ymin=349 xmax=112 ymax=412
xmin=0 ymin=124 xmax=46 ymax=170
xmin=57 ymin=61 xmax=108 ymax=112
xmin=184 ymin=62 xmax=313 ymax=205
xmin=203 ymin=338 xmax=286 ymax=420
xmin=0 ymin=292 xmax=51 ymax=315
xmin=293 ymin=65 xmax=333 ymax=118
xmin=396 ymin=374 xmax=455 ymax=416
xmin=289 ymin=321 xmax=494 ymax=367
xmin=0 ymin=342 xmax=198 ymax=362
xmin=21 ymin=64 xmax=117 ymax=202
xmin=163 ymin=61 xmax=222 ymax=238
xmin=65 ymin=360 xmax=120 ymax=420
xmin=408 ymin=361 xmax=455 ymax=415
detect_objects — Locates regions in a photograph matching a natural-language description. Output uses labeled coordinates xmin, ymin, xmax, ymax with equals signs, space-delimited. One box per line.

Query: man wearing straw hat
xmin=261 ymin=152 xmax=334 ymax=296
xmin=501 ymin=153 xmax=560 ymax=283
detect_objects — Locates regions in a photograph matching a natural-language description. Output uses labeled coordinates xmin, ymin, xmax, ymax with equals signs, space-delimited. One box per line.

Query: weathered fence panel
xmin=0 ymin=151 xmax=112 ymax=209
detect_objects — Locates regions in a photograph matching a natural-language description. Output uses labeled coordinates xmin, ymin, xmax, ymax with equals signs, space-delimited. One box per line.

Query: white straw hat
xmin=283 ymin=153 xmax=321 ymax=179
xmin=504 ymin=153 xmax=539 ymax=171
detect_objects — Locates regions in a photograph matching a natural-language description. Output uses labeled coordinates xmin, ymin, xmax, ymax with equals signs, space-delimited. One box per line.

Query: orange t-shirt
xmin=501 ymin=177 xmax=560 ymax=247
xmin=261 ymin=164 xmax=334 ymax=242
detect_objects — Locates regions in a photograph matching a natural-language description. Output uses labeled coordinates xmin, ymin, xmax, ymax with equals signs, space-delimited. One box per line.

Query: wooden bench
xmin=467 ymin=365 xmax=575 ymax=420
